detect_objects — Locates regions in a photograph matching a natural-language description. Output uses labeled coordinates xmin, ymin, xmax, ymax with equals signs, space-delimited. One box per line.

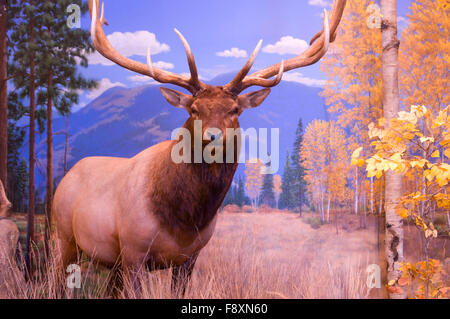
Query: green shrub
xmin=305 ymin=217 xmax=322 ymax=229
xmin=433 ymin=215 xmax=448 ymax=226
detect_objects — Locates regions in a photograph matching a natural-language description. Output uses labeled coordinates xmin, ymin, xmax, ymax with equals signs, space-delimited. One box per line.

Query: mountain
xmin=34 ymin=73 xmax=327 ymax=190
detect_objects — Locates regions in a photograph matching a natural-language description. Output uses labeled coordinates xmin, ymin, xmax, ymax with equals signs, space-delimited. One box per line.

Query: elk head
xmin=89 ymin=0 xmax=346 ymax=149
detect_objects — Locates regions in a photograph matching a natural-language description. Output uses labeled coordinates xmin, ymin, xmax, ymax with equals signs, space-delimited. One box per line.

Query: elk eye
xmin=191 ymin=108 xmax=199 ymax=115
xmin=231 ymin=107 xmax=239 ymax=115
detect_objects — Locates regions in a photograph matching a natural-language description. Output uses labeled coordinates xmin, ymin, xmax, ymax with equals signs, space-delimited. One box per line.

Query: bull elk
xmin=53 ymin=0 xmax=346 ymax=296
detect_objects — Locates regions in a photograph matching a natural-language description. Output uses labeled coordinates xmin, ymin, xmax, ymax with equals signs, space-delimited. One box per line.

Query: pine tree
xmin=235 ymin=175 xmax=246 ymax=208
xmin=35 ymin=0 xmax=96 ymax=255
xmin=14 ymin=158 xmax=28 ymax=213
xmin=9 ymin=0 xmax=42 ymax=272
xmin=0 ymin=0 xmax=20 ymax=197
xmin=291 ymin=118 xmax=307 ymax=215
xmin=0 ymin=0 xmax=7 ymax=188
xmin=260 ymin=163 xmax=275 ymax=208
xmin=222 ymin=182 xmax=235 ymax=207
xmin=279 ymin=151 xmax=295 ymax=210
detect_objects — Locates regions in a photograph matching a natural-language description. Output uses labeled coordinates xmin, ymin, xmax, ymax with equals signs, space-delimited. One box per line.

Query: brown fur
xmin=53 ymin=85 xmax=269 ymax=296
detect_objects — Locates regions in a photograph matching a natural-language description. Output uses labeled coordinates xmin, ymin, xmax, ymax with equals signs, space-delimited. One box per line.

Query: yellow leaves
xmin=351 ymin=147 xmax=364 ymax=167
xmin=410 ymin=159 xmax=427 ymax=169
xmin=304 ymin=120 xmax=350 ymax=204
xmin=433 ymin=107 xmax=449 ymax=128
xmin=425 ymin=228 xmax=438 ymax=239
xmin=431 ymin=150 xmax=440 ymax=158
xmin=399 ymin=258 xmax=448 ymax=299
xmin=411 ymin=105 xmax=427 ymax=117
xmin=419 ymin=136 xmax=434 ymax=143
xmin=444 ymin=148 xmax=450 ymax=159
xmin=396 ymin=207 xmax=409 ymax=219
xmin=423 ymin=169 xmax=434 ymax=182
xmin=398 ymin=110 xmax=418 ymax=125
xmin=423 ymin=163 xmax=450 ymax=187
xmin=434 ymin=193 xmax=450 ymax=210
xmin=368 ymin=122 xmax=385 ymax=140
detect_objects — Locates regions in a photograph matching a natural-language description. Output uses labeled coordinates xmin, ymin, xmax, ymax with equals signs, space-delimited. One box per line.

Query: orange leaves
xmin=385 ymin=283 xmax=404 ymax=295
xmin=350 ymin=147 xmax=365 ymax=167
xmin=400 ymin=0 xmax=449 ymax=112
xmin=362 ymin=106 xmax=450 ymax=189
xmin=321 ymin=0 xmax=383 ymax=147
xmin=356 ymin=105 xmax=449 ymax=234
xmin=399 ymin=259 xmax=448 ymax=299
xmin=302 ymin=120 xmax=350 ymax=205
xmin=244 ymin=159 xmax=264 ymax=205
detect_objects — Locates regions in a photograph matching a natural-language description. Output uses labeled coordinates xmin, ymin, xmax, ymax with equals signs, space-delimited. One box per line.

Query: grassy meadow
xmin=5 ymin=206 xmax=448 ymax=299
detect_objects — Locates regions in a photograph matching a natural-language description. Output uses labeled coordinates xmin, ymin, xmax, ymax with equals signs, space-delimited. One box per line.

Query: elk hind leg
xmin=171 ymin=253 xmax=199 ymax=298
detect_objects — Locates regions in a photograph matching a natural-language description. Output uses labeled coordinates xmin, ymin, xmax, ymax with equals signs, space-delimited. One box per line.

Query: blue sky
xmin=76 ymin=0 xmax=413 ymax=110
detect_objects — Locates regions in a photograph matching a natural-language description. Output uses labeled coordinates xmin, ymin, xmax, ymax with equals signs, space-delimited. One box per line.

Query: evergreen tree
xmin=10 ymin=0 xmax=42 ymax=272
xmin=279 ymin=151 xmax=295 ymax=210
xmin=0 ymin=0 xmax=20 ymax=189
xmin=222 ymin=183 xmax=235 ymax=207
xmin=260 ymin=162 xmax=275 ymax=207
xmin=291 ymin=118 xmax=307 ymax=215
xmin=35 ymin=0 xmax=96 ymax=255
xmin=10 ymin=0 xmax=96 ymax=266
xmin=235 ymin=175 xmax=246 ymax=208
xmin=14 ymin=158 xmax=28 ymax=213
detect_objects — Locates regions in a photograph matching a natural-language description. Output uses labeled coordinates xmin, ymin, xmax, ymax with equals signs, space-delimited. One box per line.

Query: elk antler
xmin=89 ymin=0 xmax=206 ymax=94
xmin=224 ymin=0 xmax=346 ymax=95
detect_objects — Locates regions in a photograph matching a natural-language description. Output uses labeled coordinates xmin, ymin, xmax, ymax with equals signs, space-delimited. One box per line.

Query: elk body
xmin=53 ymin=0 xmax=346 ymax=296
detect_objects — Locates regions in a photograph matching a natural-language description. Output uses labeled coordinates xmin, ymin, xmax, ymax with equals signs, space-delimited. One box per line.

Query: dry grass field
xmin=5 ymin=208 xmax=394 ymax=299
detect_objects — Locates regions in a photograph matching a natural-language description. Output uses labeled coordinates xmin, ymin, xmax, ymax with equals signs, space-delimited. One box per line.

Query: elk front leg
xmin=106 ymin=264 xmax=123 ymax=299
xmin=171 ymin=253 xmax=199 ymax=297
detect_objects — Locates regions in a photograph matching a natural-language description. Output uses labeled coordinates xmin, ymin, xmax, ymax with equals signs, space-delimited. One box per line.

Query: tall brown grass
xmin=5 ymin=211 xmax=381 ymax=299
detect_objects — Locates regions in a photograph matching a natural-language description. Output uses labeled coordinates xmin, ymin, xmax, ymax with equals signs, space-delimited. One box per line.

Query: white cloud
xmin=128 ymin=75 xmax=155 ymax=84
xmin=88 ymin=31 xmax=170 ymax=66
xmin=152 ymin=61 xmax=175 ymax=70
xmin=216 ymin=48 xmax=248 ymax=58
xmin=282 ymin=72 xmax=326 ymax=87
xmin=180 ymin=73 xmax=208 ymax=81
xmin=127 ymin=61 xmax=174 ymax=84
xmin=87 ymin=78 xmax=126 ymax=99
xmin=263 ymin=36 xmax=308 ymax=55
xmin=308 ymin=0 xmax=331 ymax=7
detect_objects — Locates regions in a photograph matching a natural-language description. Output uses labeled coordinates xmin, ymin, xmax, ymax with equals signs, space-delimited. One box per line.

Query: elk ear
xmin=237 ymin=88 xmax=271 ymax=109
xmin=159 ymin=87 xmax=193 ymax=109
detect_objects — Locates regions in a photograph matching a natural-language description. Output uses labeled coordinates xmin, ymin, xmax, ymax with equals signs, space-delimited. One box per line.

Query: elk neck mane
xmin=148 ymin=140 xmax=239 ymax=236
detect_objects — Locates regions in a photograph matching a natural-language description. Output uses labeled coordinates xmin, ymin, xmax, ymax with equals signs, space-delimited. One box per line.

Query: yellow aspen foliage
xmin=244 ymin=158 xmax=264 ymax=207
xmin=352 ymin=105 xmax=450 ymax=298
xmin=321 ymin=0 xmax=383 ymax=149
xmin=400 ymin=0 xmax=450 ymax=112
xmin=273 ymin=175 xmax=282 ymax=206
xmin=302 ymin=120 xmax=350 ymax=212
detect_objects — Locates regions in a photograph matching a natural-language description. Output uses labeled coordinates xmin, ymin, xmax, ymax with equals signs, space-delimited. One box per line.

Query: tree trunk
xmin=370 ymin=176 xmax=374 ymax=215
xmin=379 ymin=175 xmax=384 ymax=215
xmin=327 ymin=195 xmax=331 ymax=223
xmin=64 ymin=116 xmax=69 ymax=175
xmin=354 ymin=168 xmax=358 ymax=215
xmin=298 ymin=186 xmax=302 ymax=217
xmin=26 ymin=9 xmax=36 ymax=276
xmin=381 ymin=0 xmax=405 ymax=299
xmin=44 ymin=71 xmax=53 ymax=257
xmin=0 ymin=0 xmax=7 ymax=190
